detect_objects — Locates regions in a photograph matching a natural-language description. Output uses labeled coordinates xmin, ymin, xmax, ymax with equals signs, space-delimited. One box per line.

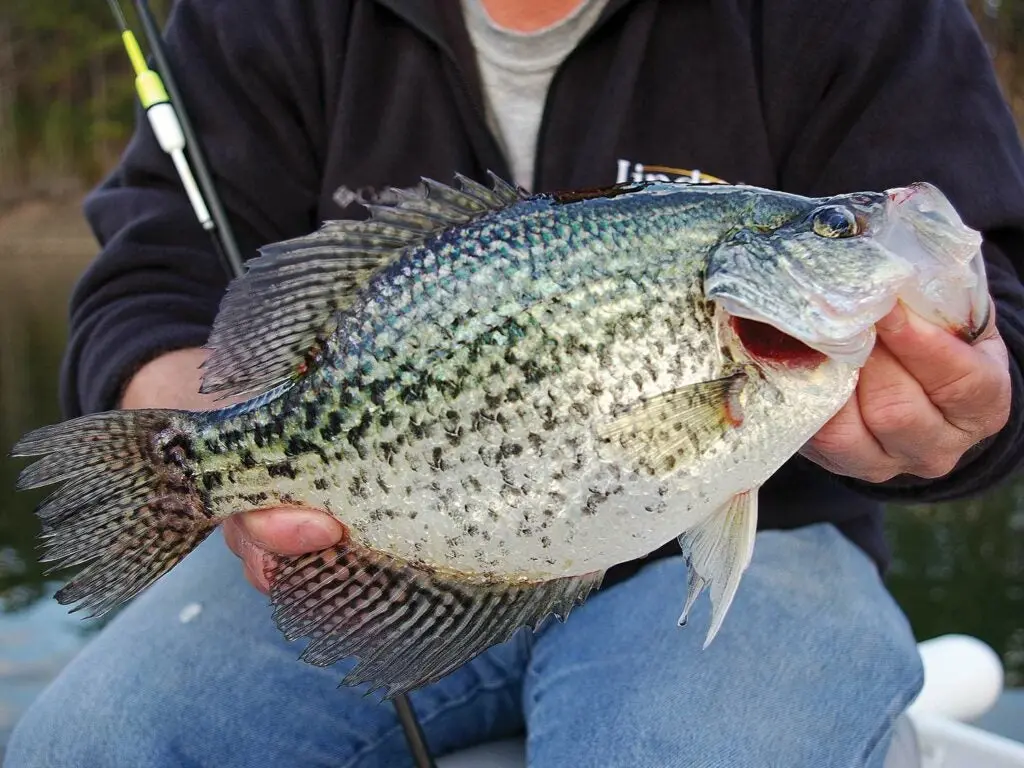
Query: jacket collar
xmin=374 ymin=0 xmax=639 ymax=60
xmin=369 ymin=0 xmax=648 ymax=187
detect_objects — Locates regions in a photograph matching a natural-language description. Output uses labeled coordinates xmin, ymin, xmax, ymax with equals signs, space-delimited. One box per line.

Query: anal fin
xmin=677 ymin=490 xmax=758 ymax=647
xmin=267 ymin=541 xmax=604 ymax=697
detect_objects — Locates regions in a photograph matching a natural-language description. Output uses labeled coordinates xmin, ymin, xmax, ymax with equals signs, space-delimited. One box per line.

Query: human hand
xmin=800 ymin=300 xmax=1011 ymax=484
xmin=223 ymin=509 xmax=346 ymax=593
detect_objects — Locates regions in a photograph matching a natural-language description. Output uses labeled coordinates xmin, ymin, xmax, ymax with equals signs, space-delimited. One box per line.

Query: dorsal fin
xmin=200 ymin=172 xmax=526 ymax=400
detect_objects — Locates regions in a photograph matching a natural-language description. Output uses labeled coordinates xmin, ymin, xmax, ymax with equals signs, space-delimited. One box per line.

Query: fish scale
xmin=13 ymin=174 xmax=988 ymax=696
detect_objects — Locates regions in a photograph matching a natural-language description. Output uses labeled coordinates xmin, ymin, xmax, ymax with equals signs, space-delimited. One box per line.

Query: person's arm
xmin=69 ymin=0 xmax=347 ymax=590
xmin=119 ymin=348 xmax=214 ymax=411
xmin=760 ymin=0 xmax=1024 ymax=499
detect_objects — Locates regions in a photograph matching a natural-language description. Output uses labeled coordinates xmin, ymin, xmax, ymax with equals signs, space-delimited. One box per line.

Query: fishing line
xmin=103 ymin=2 xmax=438 ymax=765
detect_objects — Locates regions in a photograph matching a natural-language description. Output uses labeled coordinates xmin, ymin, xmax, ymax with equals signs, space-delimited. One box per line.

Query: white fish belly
xmin=318 ymin=332 xmax=858 ymax=580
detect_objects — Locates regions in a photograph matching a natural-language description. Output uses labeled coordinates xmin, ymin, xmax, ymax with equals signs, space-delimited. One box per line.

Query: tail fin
xmin=10 ymin=409 xmax=216 ymax=618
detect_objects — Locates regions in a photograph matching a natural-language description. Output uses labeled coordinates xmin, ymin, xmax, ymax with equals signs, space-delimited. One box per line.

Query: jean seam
xmin=339 ymin=676 xmax=521 ymax=768
xmin=858 ymin=669 xmax=926 ymax=767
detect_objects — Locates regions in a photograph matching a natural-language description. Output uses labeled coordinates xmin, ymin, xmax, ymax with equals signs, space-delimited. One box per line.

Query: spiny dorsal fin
xmin=200 ymin=172 xmax=527 ymax=400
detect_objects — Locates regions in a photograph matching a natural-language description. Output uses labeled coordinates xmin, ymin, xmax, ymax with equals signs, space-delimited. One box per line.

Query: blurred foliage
xmin=0 ymin=237 xmax=88 ymax=613
xmin=0 ymin=0 xmax=168 ymax=199
xmin=0 ymin=306 xmax=64 ymax=613
xmin=886 ymin=493 xmax=1024 ymax=686
xmin=971 ymin=0 xmax=1024 ymax=109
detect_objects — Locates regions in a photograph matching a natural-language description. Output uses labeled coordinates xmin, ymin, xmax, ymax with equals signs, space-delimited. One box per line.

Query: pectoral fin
xmin=677 ymin=489 xmax=758 ymax=647
xmin=596 ymin=373 xmax=748 ymax=477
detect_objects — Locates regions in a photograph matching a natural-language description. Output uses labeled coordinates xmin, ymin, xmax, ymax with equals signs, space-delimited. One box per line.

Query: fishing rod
xmin=105 ymin=0 xmax=243 ymax=279
xmin=105 ymin=2 xmax=437 ymax=766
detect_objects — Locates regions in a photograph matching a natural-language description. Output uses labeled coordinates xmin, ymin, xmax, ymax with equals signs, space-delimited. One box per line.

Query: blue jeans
xmin=5 ymin=522 xmax=922 ymax=767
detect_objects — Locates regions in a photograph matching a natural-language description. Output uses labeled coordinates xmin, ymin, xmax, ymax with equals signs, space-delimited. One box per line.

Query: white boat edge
xmin=908 ymin=711 xmax=1024 ymax=768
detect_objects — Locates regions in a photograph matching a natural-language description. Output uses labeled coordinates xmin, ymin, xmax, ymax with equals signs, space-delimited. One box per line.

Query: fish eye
xmin=811 ymin=206 xmax=859 ymax=238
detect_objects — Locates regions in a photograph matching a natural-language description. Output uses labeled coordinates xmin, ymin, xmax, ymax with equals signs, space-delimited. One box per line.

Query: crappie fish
xmin=11 ymin=174 xmax=988 ymax=696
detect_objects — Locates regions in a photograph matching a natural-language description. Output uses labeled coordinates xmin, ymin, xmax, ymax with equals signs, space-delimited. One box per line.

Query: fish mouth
xmin=716 ymin=302 xmax=868 ymax=369
xmin=714 ymin=297 xmax=875 ymax=368
xmin=879 ymin=182 xmax=989 ymax=341
xmin=725 ymin=313 xmax=827 ymax=368
xmin=707 ymin=182 xmax=988 ymax=370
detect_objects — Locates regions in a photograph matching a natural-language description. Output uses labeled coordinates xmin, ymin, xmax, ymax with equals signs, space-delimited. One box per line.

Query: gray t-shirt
xmin=460 ymin=0 xmax=611 ymax=191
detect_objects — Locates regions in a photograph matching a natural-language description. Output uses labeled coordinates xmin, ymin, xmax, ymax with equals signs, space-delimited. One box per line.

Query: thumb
xmin=223 ymin=509 xmax=345 ymax=594
xmin=239 ymin=507 xmax=346 ymax=555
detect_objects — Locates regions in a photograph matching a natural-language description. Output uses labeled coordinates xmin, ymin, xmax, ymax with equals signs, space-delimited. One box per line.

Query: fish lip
xmin=712 ymin=297 xmax=875 ymax=367
xmin=881 ymin=182 xmax=989 ymax=341
xmin=881 ymin=182 xmax=980 ymax=263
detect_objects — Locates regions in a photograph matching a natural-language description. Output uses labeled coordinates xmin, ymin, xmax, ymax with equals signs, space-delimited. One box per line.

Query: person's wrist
xmin=120 ymin=347 xmax=221 ymax=411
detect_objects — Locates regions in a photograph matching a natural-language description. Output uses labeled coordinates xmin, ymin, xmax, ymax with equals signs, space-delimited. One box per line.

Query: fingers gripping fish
xmin=11 ymin=173 xmax=988 ymax=697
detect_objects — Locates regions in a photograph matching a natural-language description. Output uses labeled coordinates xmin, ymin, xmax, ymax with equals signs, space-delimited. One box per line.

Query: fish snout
xmin=881 ymin=182 xmax=989 ymax=344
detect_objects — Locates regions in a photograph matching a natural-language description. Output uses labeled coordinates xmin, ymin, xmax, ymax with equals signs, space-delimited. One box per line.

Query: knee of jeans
xmin=771 ymin=526 xmax=925 ymax=702
xmin=6 ymin=684 xmax=104 ymax=767
xmin=828 ymin=583 xmax=924 ymax=698
xmin=854 ymin=629 xmax=926 ymax=766
xmin=868 ymin=624 xmax=925 ymax=715
xmin=826 ymin=602 xmax=926 ymax=752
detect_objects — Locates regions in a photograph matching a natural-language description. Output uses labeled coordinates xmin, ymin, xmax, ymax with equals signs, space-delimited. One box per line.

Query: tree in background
xmin=0 ymin=0 xmax=168 ymax=204
xmin=971 ymin=0 xmax=1024 ymax=116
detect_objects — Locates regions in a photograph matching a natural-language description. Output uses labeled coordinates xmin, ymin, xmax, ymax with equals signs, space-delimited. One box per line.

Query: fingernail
xmin=876 ymin=302 xmax=908 ymax=334
xmin=295 ymin=518 xmax=343 ymax=550
xmin=902 ymin=305 xmax=943 ymax=338
xmin=246 ymin=508 xmax=333 ymax=545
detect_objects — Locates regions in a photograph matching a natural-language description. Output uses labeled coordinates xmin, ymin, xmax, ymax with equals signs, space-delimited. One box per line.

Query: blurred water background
xmin=1 ymin=0 xmax=1023 ymax=756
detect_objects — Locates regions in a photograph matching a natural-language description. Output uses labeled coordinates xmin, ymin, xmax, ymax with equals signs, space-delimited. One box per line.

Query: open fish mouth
xmin=721 ymin=312 xmax=831 ymax=369
xmin=879 ymin=182 xmax=989 ymax=342
xmin=707 ymin=268 xmax=887 ymax=369
xmin=714 ymin=300 xmax=869 ymax=368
